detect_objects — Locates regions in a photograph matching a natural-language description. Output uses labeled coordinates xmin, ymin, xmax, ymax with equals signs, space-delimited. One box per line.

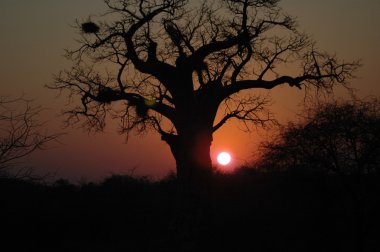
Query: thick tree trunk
xmin=176 ymin=128 xmax=213 ymax=194
xmin=163 ymin=124 xmax=214 ymax=244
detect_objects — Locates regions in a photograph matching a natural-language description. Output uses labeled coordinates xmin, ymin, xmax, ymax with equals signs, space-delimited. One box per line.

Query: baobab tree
xmin=50 ymin=0 xmax=358 ymax=191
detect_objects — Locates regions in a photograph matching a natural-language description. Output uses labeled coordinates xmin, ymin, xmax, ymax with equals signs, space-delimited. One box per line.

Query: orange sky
xmin=1 ymin=0 xmax=379 ymax=182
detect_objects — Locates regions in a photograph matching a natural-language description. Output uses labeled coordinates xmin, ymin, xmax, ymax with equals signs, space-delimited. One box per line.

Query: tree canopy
xmin=51 ymin=0 xmax=358 ymax=135
xmin=50 ymin=0 xmax=359 ymax=186
xmin=256 ymin=98 xmax=380 ymax=176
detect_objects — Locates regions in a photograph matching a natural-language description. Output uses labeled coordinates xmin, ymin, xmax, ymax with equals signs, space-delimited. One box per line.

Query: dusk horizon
xmin=1 ymin=1 xmax=379 ymax=251
xmin=1 ymin=0 xmax=379 ymax=182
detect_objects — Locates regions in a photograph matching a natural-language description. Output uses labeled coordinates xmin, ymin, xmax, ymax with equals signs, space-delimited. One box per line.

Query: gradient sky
xmin=1 ymin=0 xmax=379 ymax=182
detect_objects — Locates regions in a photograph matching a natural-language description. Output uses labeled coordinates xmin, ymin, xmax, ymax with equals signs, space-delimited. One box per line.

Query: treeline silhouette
xmin=2 ymin=99 xmax=379 ymax=251
xmin=2 ymin=168 xmax=379 ymax=252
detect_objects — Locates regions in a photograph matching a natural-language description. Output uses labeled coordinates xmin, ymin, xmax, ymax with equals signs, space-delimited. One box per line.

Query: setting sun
xmin=217 ymin=152 xmax=232 ymax=166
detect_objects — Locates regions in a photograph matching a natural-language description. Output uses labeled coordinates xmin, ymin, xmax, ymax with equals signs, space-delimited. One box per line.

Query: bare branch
xmin=213 ymin=94 xmax=275 ymax=132
xmin=51 ymin=0 xmax=359 ymax=147
xmin=0 ymin=97 xmax=61 ymax=179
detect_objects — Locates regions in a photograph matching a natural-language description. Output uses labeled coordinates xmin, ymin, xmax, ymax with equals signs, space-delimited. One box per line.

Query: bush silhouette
xmin=2 ymin=167 xmax=379 ymax=251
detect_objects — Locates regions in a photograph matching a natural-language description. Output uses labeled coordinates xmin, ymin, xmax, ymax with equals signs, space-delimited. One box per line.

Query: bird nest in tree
xmin=81 ymin=22 xmax=100 ymax=34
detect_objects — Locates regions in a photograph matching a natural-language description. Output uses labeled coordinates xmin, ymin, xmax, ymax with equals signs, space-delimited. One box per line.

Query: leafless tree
xmin=0 ymin=97 xmax=59 ymax=179
xmin=49 ymin=0 xmax=359 ymax=192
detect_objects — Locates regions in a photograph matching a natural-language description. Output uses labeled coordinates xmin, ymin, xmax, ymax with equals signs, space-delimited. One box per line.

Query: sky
xmin=1 ymin=0 xmax=379 ymax=183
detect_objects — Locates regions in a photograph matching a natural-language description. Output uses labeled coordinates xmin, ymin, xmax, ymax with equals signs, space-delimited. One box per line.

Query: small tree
xmin=50 ymin=0 xmax=358 ymax=192
xmin=256 ymin=98 xmax=380 ymax=248
xmin=257 ymin=98 xmax=380 ymax=176
xmin=0 ymin=97 xmax=58 ymax=179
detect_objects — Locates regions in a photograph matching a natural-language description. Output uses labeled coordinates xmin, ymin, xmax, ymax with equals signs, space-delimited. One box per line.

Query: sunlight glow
xmin=217 ymin=152 xmax=232 ymax=166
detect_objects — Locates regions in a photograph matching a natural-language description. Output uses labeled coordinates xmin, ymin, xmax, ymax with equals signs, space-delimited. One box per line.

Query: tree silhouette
xmin=0 ymin=97 xmax=59 ymax=179
xmin=50 ymin=0 xmax=358 ymax=192
xmin=257 ymin=98 xmax=380 ymax=176
xmin=256 ymin=98 xmax=380 ymax=249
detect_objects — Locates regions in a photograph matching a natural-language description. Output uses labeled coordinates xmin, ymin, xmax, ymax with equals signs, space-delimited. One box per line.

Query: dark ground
xmin=1 ymin=169 xmax=379 ymax=252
